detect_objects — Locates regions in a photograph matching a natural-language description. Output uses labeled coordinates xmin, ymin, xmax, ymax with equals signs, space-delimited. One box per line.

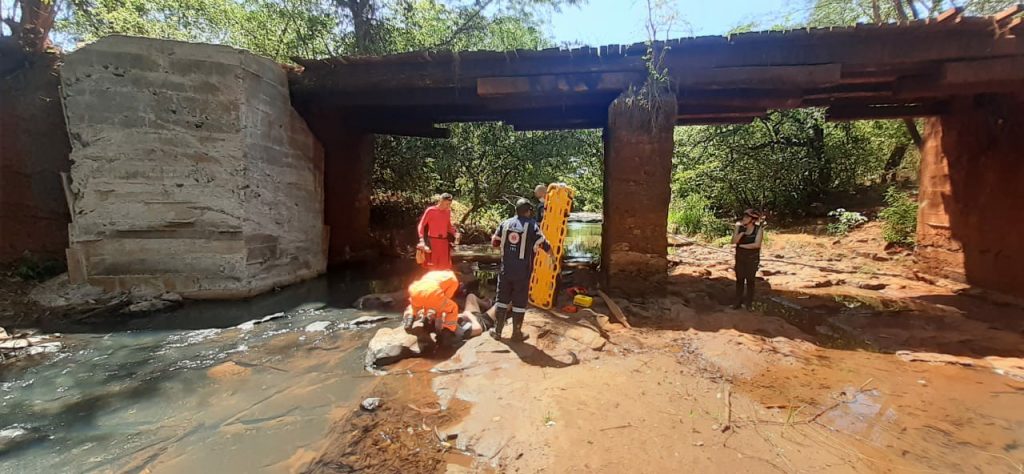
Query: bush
xmin=10 ymin=253 xmax=65 ymax=282
xmin=879 ymin=188 xmax=918 ymax=246
xmin=826 ymin=208 xmax=868 ymax=236
xmin=669 ymin=194 xmax=730 ymax=240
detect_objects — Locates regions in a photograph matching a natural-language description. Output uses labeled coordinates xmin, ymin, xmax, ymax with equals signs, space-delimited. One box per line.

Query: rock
xmin=160 ymin=292 xmax=183 ymax=302
xmin=30 ymin=274 xmax=110 ymax=307
xmin=360 ymin=397 xmax=382 ymax=411
xmin=761 ymin=269 xmax=783 ymax=276
xmin=857 ymin=282 xmax=888 ymax=291
xmin=685 ymin=292 xmax=718 ymax=312
xmin=20 ymin=342 xmax=62 ymax=356
xmin=804 ymin=279 xmax=835 ymax=289
xmin=305 ymin=321 xmax=331 ymax=332
xmin=365 ymin=327 xmax=427 ymax=368
xmin=871 ymin=254 xmax=891 ymax=262
xmin=237 ymin=312 xmax=287 ymax=330
xmin=354 ymin=291 xmax=405 ymax=311
xmin=347 ymin=315 xmax=392 ymax=327
xmin=0 ymin=339 xmax=30 ymax=350
xmin=207 ymin=361 xmax=251 ymax=379
xmin=0 ymin=327 xmax=8 ymax=340
xmin=125 ymin=299 xmax=174 ymax=313
xmin=807 ymin=202 xmax=827 ymax=217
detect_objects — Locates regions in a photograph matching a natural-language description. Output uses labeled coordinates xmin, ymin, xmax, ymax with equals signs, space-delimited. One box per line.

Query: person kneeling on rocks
xmin=404 ymin=270 xmax=461 ymax=347
xmin=403 ymin=270 xmax=494 ymax=347
xmin=490 ymin=198 xmax=551 ymax=342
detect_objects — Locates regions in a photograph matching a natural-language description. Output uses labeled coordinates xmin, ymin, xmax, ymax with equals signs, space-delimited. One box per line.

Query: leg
xmin=491 ymin=275 xmax=512 ymax=340
xmin=733 ymin=255 xmax=745 ymax=309
xmin=510 ymin=278 xmax=529 ymax=342
xmin=744 ymin=258 xmax=759 ymax=309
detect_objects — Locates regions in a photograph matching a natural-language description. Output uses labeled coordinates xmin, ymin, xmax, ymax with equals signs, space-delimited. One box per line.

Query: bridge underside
xmin=289 ymin=7 xmax=1024 ymax=297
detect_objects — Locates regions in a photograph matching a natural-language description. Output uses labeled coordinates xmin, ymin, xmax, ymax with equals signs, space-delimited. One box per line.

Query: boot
xmin=489 ymin=310 xmax=507 ymax=340
xmin=510 ymin=312 xmax=529 ymax=342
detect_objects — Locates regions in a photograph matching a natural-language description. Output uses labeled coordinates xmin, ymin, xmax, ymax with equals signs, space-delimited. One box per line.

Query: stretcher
xmin=528 ymin=184 xmax=574 ymax=309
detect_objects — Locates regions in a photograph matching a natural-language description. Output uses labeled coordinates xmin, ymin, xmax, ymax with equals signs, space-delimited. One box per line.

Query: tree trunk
xmin=871 ymin=0 xmax=882 ymax=22
xmin=341 ymin=0 xmax=379 ymax=54
xmin=883 ymin=143 xmax=909 ymax=181
xmin=903 ymin=118 xmax=923 ymax=150
xmin=893 ymin=0 xmax=910 ymax=21
xmin=8 ymin=0 xmax=57 ymax=52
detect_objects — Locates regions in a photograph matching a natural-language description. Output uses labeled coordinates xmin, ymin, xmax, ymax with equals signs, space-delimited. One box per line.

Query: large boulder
xmin=365 ymin=326 xmax=430 ymax=368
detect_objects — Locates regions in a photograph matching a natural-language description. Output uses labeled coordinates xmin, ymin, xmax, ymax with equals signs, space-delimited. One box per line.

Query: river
xmin=0 ymin=222 xmax=603 ymax=473
xmin=0 ymin=268 xmax=412 ymax=473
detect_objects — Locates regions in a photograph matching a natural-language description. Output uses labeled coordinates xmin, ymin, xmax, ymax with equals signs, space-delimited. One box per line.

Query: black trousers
xmin=735 ymin=250 xmax=760 ymax=306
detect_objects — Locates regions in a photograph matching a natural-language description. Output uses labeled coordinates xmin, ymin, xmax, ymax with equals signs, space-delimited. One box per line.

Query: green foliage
xmin=11 ymin=253 xmax=65 ymax=282
xmin=826 ymin=208 xmax=868 ymax=236
xmin=59 ymin=0 xmax=342 ymax=61
xmin=673 ymin=110 xmax=909 ymax=217
xmin=375 ymin=123 xmax=602 ymax=226
xmin=879 ymin=187 xmax=918 ymax=246
xmin=668 ymin=194 xmax=730 ymax=240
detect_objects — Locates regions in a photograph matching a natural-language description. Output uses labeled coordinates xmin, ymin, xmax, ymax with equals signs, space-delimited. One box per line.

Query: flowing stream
xmin=0 ymin=268 xmax=412 ymax=473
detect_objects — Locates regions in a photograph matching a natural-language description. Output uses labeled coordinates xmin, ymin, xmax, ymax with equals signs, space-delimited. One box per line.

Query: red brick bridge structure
xmin=290 ymin=7 xmax=1024 ymax=297
xmin=32 ymin=7 xmax=1022 ymax=298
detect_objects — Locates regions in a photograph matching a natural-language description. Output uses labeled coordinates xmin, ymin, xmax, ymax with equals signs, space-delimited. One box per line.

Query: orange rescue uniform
xmin=407 ymin=270 xmax=460 ymax=332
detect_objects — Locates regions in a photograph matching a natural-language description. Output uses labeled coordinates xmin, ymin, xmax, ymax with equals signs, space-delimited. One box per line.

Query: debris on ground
xmin=360 ymin=397 xmax=382 ymax=411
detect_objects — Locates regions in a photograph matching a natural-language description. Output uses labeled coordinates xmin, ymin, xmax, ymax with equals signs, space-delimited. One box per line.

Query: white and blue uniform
xmin=492 ymin=216 xmax=549 ymax=313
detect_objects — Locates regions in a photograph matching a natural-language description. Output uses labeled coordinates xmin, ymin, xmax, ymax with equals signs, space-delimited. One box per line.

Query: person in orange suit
xmin=417 ymin=193 xmax=460 ymax=270
xmin=403 ymin=270 xmax=461 ymax=347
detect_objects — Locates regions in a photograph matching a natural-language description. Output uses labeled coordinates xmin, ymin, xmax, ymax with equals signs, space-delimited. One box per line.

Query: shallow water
xmin=0 ymin=269 xmax=410 ymax=473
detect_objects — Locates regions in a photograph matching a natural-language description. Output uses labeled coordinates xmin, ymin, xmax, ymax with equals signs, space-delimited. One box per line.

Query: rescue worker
xmin=490 ymin=199 xmax=551 ymax=342
xmin=417 ymin=193 xmax=460 ymax=270
xmin=533 ymin=184 xmax=548 ymax=224
xmin=403 ymin=270 xmax=461 ymax=347
xmin=731 ymin=209 xmax=764 ymax=311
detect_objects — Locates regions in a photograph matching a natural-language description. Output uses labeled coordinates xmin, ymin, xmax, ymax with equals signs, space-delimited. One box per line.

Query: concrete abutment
xmin=916 ymin=94 xmax=1024 ymax=299
xmin=60 ymin=36 xmax=326 ymax=298
xmin=601 ymin=87 xmax=677 ymax=294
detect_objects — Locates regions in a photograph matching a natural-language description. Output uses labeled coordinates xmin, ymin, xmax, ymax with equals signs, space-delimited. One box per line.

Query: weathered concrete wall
xmin=916 ymin=94 xmax=1024 ymax=298
xmin=61 ymin=36 xmax=325 ymax=298
xmin=0 ymin=51 xmax=72 ymax=262
xmin=602 ymin=88 xmax=677 ymax=294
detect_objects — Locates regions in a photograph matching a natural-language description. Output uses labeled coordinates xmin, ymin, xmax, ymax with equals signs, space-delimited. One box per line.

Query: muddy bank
xmin=308 ymin=224 xmax=1024 ymax=473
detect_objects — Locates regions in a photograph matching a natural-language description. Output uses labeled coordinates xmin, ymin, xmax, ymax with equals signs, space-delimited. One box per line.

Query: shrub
xmin=11 ymin=253 xmax=65 ymax=282
xmin=879 ymin=188 xmax=918 ymax=246
xmin=669 ymin=194 xmax=730 ymax=240
xmin=826 ymin=208 xmax=868 ymax=236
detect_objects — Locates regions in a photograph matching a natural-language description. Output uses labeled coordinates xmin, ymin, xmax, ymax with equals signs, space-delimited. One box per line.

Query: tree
xmin=1 ymin=0 xmax=57 ymax=53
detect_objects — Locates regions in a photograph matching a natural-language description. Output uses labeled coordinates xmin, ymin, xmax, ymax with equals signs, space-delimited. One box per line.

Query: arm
xmin=739 ymin=227 xmax=764 ymax=250
xmin=730 ymin=224 xmax=745 ymax=245
xmin=417 ymin=208 xmax=431 ymax=239
xmin=491 ymin=223 xmax=504 ymax=248
xmin=533 ymin=223 xmax=552 ymax=252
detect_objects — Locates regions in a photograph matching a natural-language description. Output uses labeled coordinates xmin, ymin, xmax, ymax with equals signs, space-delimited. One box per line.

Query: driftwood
xmin=596 ymin=290 xmax=631 ymax=329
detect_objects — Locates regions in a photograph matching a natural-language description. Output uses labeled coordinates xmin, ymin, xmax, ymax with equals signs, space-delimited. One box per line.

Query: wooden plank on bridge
xmin=476 ymin=72 xmax=645 ymax=97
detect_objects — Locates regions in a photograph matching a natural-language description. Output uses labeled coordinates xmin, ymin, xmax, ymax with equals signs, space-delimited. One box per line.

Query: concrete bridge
xmin=52 ymin=7 xmax=1024 ymax=298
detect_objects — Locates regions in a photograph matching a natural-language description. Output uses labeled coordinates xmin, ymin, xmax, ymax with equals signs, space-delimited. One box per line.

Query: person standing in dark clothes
xmin=731 ymin=209 xmax=764 ymax=310
xmin=490 ymin=198 xmax=551 ymax=341
xmin=534 ymin=184 xmax=548 ymax=224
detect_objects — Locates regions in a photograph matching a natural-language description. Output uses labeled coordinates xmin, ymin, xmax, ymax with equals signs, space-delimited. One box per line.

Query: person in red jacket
xmin=417 ymin=193 xmax=460 ymax=270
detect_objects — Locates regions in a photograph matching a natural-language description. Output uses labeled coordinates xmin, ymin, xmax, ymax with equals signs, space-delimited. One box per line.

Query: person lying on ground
xmin=731 ymin=209 xmax=764 ymax=311
xmin=490 ymin=198 xmax=552 ymax=342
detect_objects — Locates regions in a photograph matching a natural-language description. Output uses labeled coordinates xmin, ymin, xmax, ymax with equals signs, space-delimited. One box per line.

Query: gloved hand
xmin=403 ymin=311 xmax=414 ymax=331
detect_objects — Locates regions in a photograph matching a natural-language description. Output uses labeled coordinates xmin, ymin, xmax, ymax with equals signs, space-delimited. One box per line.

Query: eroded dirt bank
xmin=307 ymin=225 xmax=1024 ymax=473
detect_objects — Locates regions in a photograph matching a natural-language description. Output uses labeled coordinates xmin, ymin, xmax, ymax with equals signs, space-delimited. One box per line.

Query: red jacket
xmin=418 ymin=205 xmax=456 ymax=239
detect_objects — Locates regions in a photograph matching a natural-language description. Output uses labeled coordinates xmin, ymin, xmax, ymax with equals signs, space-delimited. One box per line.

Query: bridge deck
xmin=289 ymin=6 xmax=1024 ymax=135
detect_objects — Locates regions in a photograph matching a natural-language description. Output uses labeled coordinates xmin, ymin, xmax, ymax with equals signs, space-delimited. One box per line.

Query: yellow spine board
xmin=528 ymin=185 xmax=574 ymax=309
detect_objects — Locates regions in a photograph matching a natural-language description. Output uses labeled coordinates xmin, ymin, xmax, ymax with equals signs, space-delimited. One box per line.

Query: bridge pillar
xmin=602 ymin=88 xmax=677 ymax=294
xmin=309 ymin=124 xmax=375 ymax=266
xmin=916 ymin=94 xmax=1024 ymax=299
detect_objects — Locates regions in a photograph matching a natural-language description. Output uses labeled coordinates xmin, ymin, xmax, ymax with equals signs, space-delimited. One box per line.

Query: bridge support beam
xmin=916 ymin=94 xmax=1024 ymax=298
xmin=602 ymin=87 xmax=677 ymax=294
